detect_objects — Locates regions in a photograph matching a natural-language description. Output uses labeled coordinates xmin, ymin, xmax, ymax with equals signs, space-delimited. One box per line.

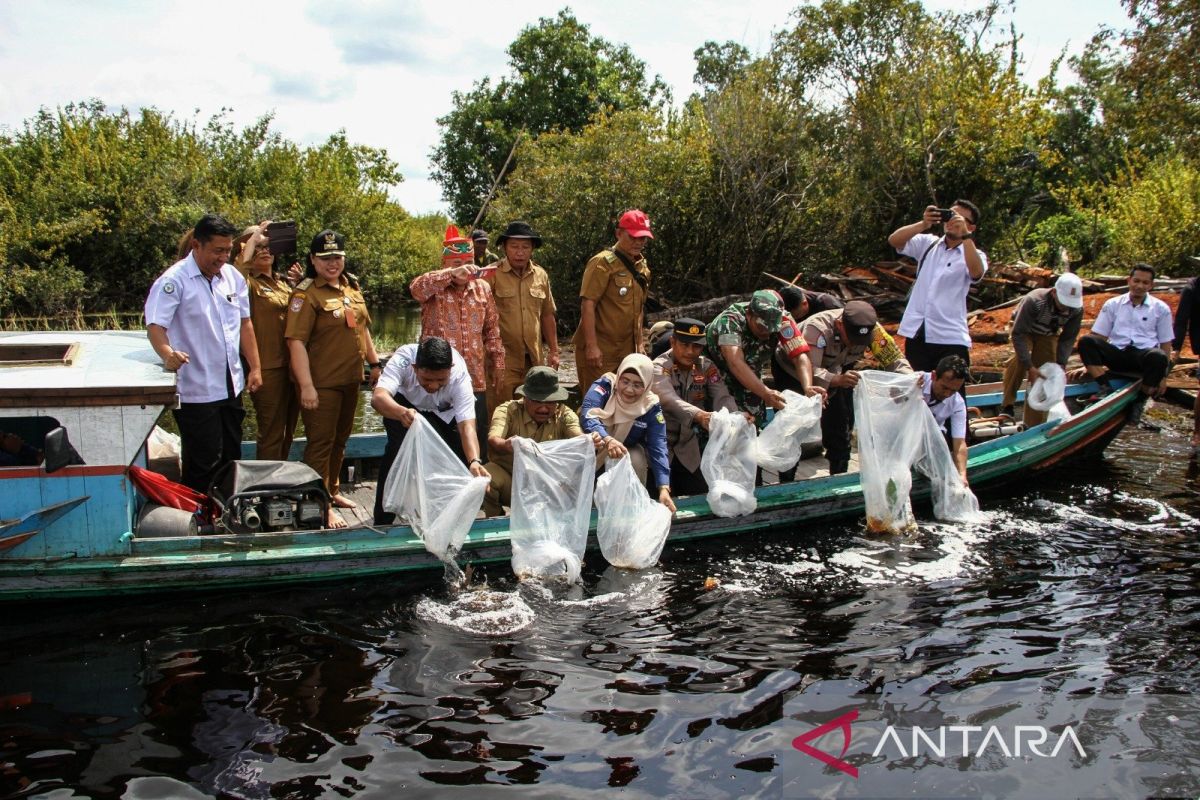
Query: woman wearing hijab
xmin=580 ymin=353 xmax=676 ymax=512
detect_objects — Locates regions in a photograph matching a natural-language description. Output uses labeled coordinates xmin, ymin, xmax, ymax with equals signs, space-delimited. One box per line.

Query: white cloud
xmin=0 ymin=1 xmax=1130 ymax=215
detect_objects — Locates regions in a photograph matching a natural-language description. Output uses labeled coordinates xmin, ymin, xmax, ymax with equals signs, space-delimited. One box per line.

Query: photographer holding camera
xmin=889 ymin=201 xmax=987 ymax=376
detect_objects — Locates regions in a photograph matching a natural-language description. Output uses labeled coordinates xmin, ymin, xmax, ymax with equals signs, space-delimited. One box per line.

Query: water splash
xmin=415 ymin=589 xmax=536 ymax=636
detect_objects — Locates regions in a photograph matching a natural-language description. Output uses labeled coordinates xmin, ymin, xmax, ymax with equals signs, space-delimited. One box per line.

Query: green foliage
xmin=430 ymin=9 xmax=668 ymax=223
xmin=1028 ymin=211 xmax=1116 ymax=267
xmin=490 ymin=109 xmax=710 ymax=326
xmin=0 ymin=101 xmax=443 ymax=317
xmin=1101 ymin=155 xmax=1200 ymax=269
xmin=693 ymin=41 xmax=751 ymax=93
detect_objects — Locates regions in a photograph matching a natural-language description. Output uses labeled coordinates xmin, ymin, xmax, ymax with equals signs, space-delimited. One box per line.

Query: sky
xmin=0 ymin=0 xmax=1131 ymax=216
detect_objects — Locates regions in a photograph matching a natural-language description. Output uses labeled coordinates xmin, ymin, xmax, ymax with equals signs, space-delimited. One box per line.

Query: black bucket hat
xmin=495 ymin=220 xmax=543 ymax=248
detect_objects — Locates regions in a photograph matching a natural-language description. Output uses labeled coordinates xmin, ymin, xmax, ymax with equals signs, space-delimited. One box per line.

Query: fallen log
xmin=647 ymin=293 xmax=751 ymax=324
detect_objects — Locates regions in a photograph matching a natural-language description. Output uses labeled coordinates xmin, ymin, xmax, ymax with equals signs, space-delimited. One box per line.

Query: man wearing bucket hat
xmin=482 ymin=366 xmax=598 ymax=516
xmin=802 ymin=300 xmax=913 ymax=475
xmin=573 ymin=209 xmax=655 ymax=393
xmin=652 ymin=318 xmax=742 ymax=496
xmin=484 ymin=221 xmax=559 ymax=411
xmin=1000 ymin=273 xmax=1085 ymax=425
xmin=705 ymin=290 xmax=816 ymax=427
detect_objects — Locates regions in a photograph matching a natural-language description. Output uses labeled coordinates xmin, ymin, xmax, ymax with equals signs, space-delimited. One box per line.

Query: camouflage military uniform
xmin=705 ymin=301 xmax=806 ymax=426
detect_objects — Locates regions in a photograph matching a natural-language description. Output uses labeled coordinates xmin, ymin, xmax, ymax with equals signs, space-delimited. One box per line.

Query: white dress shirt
xmin=1091 ymin=292 xmax=1173 ymax=350
xmin=921 ymin=372 xmax=967 ymax=439
xmin=376 ymin=343 xmax=475 ymax=424
xmin=144 ymin=253 xmax=250 ymax=403
xmin=897 ymin=234 xmax=989 ymax=347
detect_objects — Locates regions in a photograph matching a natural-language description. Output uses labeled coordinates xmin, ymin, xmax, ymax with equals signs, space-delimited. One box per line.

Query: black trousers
xmin=904 ymin=324 xmax=969 ymax=399
xmin=1077 ymin=334 xmax=1170 ymax=387
xmin=473 ymin=390 xmax=488 ymax=462
xmin=670 ymin=458 xmax=709 ymax=497
xmin=903 ymin=324 xmax=970 ymax=372
xmin=821 ymin=387 xmax=855 ymax=475
xmin=374 ymin=394 xmax=466 ymax=525
xmin=174 ymin=394 xmax=245 ymax=494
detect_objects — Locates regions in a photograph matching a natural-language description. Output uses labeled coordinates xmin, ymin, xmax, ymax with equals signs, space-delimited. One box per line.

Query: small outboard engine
xmin=209 ymin=460 xmax=330 ymax=534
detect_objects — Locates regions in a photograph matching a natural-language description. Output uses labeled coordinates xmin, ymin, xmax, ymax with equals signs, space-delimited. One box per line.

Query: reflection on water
xmin=2 ymin=405 xmax=1199 ymax=797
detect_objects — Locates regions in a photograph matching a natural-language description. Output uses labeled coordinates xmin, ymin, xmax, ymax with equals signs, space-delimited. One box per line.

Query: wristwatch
xmin=468 ymin=458 xmax=483 ymax=467
xmin=368 ymin=362 xmax=381 ymax=369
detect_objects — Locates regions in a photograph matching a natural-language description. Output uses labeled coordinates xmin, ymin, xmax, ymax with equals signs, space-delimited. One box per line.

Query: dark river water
xmin=3 ymin=406 xmax=1199 ymax=799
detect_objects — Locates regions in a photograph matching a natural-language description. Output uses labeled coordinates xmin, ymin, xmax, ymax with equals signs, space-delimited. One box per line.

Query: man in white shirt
xmin=145 ymin=214 xmax=262 ymax=493
xmin=921 ymin=355 xmax=970 ymax=484
xmin=1076 ymin=264 xmax=1173 ymax=398
xmin=371 ymin=336 xmax=489 ymax=524
xmin=889 ymin=200 xmax=988 ymax=378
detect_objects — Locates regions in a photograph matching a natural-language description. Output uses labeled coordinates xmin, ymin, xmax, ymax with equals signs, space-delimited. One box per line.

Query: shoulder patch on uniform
xmin=656 ymin=411 xmax=665 ymax=424
xmin=162 ymin=281 xmax=176 ymax=295
xmin=816 ymin=334 xmax=827 ymax=349
xmin=780 ymin=325 xmax=795 ymax=339
xmin=289 ymin=296 xmax=304 ymax=313
xmin=717 ymin=333 xmax=741 ymax=347
xmin=708 ymin=370 xmax=721 ymax=384
xmin=594 ymin=384 xmax=608 ymax=396
xmin=296 ymin=278 xmax=314 ymax=290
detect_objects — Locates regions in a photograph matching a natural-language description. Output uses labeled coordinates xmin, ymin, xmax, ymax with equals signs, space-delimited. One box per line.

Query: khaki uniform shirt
xmin=802 ymin=309 xmax=912 ymax=388
xmin=652 ymin=351 xmax=737 ymax=472
xmin=245 ymin=271 xmax=291 ymax=370
xmin=284 ymin=275 xmax=371 ymax=388
xmin=572 ymin=248 xmax=651 ymax=359
xmin=485 ymin=260 xmax=556 ymax=365
xmin=487 ymin=400 xmax=583 ymax=475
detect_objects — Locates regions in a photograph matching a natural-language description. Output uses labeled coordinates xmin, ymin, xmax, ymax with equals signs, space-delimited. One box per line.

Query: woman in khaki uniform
xmin=235 ymin=224 xmax=300 ymax=461
xmin=285 ymin=230 xmax=381 ymax=528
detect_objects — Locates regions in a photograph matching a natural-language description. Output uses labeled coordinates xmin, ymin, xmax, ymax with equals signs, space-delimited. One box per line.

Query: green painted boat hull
xmin=0 ymin=384 xmax=1140 ymax=602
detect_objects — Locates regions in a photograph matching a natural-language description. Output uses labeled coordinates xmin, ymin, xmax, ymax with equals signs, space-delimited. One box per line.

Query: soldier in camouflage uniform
xmin=705 ymin=290 xmax=816 ymax=428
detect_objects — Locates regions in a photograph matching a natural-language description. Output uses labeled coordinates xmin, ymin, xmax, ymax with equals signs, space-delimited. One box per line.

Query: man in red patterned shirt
xmin=409 ymin=224 xmax=505 ymax=459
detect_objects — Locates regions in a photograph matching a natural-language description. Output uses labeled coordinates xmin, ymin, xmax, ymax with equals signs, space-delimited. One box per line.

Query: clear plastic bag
xmin=700 ymin=408 xmax=758 ymax=517
xmin=1026 ymin=362 xmax=1070 ymax=422
xmin=148 ymin=425 xmax=181 ymax=461
xmin=381 ymin=415 xmax=490 ymax=563
xmin=854 ymin=372 xmax=981 ymax=534
xmin=595 ymin=454 xmax=672 ymax=569
xmin=509 ymin=435 xmax=597 ymax=582
xmin=753 ymin=390 xmax=823 ymax=472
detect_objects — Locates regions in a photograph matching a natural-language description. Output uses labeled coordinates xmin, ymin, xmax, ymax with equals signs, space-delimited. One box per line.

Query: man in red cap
xmin=572 ymin=209 xmax=654 ymax=393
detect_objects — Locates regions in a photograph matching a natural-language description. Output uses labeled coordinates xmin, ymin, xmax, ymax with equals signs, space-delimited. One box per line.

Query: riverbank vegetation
xmin=1 ymin=0 xmax=1196 ymax=323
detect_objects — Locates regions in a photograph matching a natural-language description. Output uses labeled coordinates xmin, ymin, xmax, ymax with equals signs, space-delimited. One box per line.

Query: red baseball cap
xmin=618 ymin=209 xmax=653 ymax=239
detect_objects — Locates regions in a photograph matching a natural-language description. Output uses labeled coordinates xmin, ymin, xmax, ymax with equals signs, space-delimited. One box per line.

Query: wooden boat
xmin=0 ymin=331 xmax=1143 ymax=602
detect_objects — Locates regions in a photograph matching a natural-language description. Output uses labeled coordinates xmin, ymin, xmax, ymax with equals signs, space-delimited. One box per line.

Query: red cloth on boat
xmin=129 ymin=465 xmax=213 ymax=519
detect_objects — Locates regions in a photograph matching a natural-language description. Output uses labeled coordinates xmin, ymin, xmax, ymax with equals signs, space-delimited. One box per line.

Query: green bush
xmin=1102 ymin=155 xmax=1200 ymax=273
xmin=1028 ymin=210 xmax=1116 ymax=267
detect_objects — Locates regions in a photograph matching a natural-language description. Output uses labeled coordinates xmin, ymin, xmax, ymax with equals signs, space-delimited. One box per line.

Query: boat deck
xmin=325 ymin=452 xmax=850 ymax=528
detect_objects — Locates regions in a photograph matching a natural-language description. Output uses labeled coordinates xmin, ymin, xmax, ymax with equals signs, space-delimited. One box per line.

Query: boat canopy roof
xmin=0 ymin=331 xmax=177 ymax=408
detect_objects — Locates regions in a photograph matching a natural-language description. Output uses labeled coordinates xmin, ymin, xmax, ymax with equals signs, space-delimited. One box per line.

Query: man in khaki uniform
xmin=484 ymin=221 xmax=559 ymax=410
xmin=483 ymin=367 xmax=597 ymax=516
xmin=802 ymin=301 xmax=911 ymax=475
xmin=573 ymin=209 xmax=653 ymax=393
xmin=652 ymin=318 xmax=740 ymax=496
